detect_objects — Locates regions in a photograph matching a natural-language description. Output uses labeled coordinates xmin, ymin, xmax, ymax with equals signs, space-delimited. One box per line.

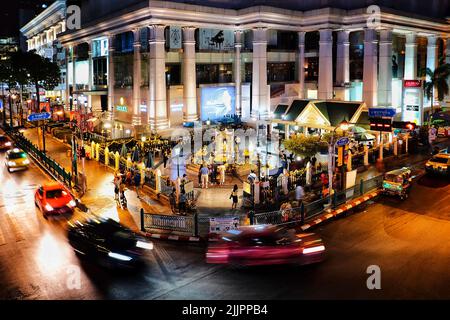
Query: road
xmin=0 ymin=147 xmax=449 ymax=299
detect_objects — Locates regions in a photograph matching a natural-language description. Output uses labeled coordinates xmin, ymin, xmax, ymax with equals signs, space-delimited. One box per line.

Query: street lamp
xmin=327 ymin=119 xmax=350 ymax=207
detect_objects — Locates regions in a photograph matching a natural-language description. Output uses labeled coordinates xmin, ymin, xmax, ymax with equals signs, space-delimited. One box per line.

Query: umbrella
xmin=146 ymin=152 xmax=154 ymax=169
xmin=356 ymin=132 xmax=376 ymax=141
xmin=132 ymin=147 xmax=140 ymax=162
xmin=120 ymin=143 xmax=128 ymax=157
xmin=349 ymin=126 xmax=366 ymax=134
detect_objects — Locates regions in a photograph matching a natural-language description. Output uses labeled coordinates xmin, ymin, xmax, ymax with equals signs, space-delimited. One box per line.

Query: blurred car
xmin=0 ymin=135 xmax=13 ymax=150
xmin=5 ymin=148 xmax=30 ymax=172
xmin=68 ymin=217 xmax=153 ymax=268
xmin=34 ymin=182 xmax=76 ymax=218
xmin=425 ymin=153 xmax=450 ymax=176
xmin=206 ymin=225 xmax=325 ymax=267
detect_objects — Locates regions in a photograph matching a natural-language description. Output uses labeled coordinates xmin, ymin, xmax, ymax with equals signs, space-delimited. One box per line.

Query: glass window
xmin=268 ymin=62 xmax=295 ymax=83
xmin=166 ymin=64 xmax=181 ymax=86
xmin=305 ymin=57 xmax=318 ymax=81
xmin=93 ymin=57 xmax=107 ymax=86
xmin=8 ymin=152 xmax=26 ymax=159
xmin=196 ymin=64 xmax=232 ymax=84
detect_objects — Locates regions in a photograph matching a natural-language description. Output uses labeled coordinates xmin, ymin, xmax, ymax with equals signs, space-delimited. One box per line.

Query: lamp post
xmin=327 ymin=119 xmax=349 ymax=207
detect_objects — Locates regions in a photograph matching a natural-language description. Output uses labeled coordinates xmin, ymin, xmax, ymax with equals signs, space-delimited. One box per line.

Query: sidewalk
xmin=22 ymin=128 xmax=170 ymax=232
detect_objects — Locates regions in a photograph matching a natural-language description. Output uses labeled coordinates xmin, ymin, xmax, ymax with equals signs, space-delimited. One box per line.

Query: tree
xmin=283 ymin=134 xmax=321 ymax=159
xmin=21 ymin=50 xmax=60 ymax=112
xmin=420 ymin=57 xmax=450 ymax=118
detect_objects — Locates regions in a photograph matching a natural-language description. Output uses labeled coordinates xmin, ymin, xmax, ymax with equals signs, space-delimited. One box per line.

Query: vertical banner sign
xmin=199 ymin=28 xmax=234 ymax=51
xmin=169 ymin=26 xmax=182 ymax=49
xmin=402 ymin=80 xmax=423 ymax=125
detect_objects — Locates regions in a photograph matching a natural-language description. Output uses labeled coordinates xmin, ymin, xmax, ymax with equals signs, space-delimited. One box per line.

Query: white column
xmin=132 ymin=28 xmax=142 ymax=127
xmin=234 ymin=30 xmax=242 ymax=116
xmin=318 ymin=29 xmax=333 ymax=100
xmin=87 ymin=40 xmax=94 ymax=111
xmin=298 ymin=31 xmax=306 ymax=99
xmin=53 ymin=26 xmax=57 ymax=40
xmin=446 ymin=38 xmax=450 ymax=100
xmin=426 ymin=36 xmax=438 ymax=76
xmin=252 ymin=27 xmax=269 ymax=118
xmin=107 ymin=35 xmax=115 ymax=112
xmin=378 ymin=29 xmax=393 ymax=107
xmin=405 ymin=33 xmax=417 ymax=79
xmin=336 ymin=30 xmax=350 ymax=86
xmin=61 ymin=21 xmax=66 ymax=33
xmin=65 ymin=47 xmax=70 ymax=110
xmin=149 ymin=25 xmax=168 ymax=129
xmin=363 ymin=28 xmax=378 ymax=108
xmin=26 ymin=40 xmax=31 ymax=51
xmin=182 ymin=26 xmax=198 ymax=122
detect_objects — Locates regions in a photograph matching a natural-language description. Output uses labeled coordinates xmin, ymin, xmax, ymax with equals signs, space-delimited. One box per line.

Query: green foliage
xmin=420 ymin=58 xmax=450 ymax=114
xmin=283 ymin=134 xmax=321 ymax=158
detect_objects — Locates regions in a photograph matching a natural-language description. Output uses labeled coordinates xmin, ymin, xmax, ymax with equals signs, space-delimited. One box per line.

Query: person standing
xmin=230 ymin=184 xmax=239 ymax=209
xmin=295 ymin=183 xmax=305 ymax=202
xmin=198 ymin=164 xmax=203 ymax=186
xmin=219 ymin=164 xmax=226 ymax=185
xmin=200 ymin=165 xmax=209 ymax=189
xmin=179 ymin=190 xmax=187 ymax=215
xmin=163 ymin=150 xmax=169 ymax=168
xmin=169 ymin=188 xmax=177 ymax=213
xmin=134 ymin=169 xmax=142 ymax=199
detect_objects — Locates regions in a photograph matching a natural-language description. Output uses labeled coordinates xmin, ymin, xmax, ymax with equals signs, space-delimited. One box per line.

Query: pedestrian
xmin=230 ymin=184 xmax=239 ymax=209
xmin=179 ymin=190 xmax=187 ymax=215
xmin=80 ymin=171 xmax=87 ymax=197
xmin=198 ymin=164 xmax=203 ymax=186
xmin=169 ymin=187 xmax=177 ymax=213
xmin=134 ymin=169 xmax=142 ymax=198
xmin=113 ymin=172 xmax=121 ymax=201
xmin=248 ymin=170 xmax=257 ymax=184
xmin=200 ymin=164 xmax=209 ymax=189
xmin=163 ymin=150 xmax=168 ymax=168
xmin=219 ymin=164 xmax=226 ymax=185
xmin=295 ymin=183 xmax=305 ymax=202
xmin=181 ymin=173 xmax=188 ymax=193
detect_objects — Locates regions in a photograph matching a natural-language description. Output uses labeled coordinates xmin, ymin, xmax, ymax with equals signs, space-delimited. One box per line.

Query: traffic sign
xmin=368 ymin=108 xmax=396 ymax=118
xmin=27 ymin=112 xmax=51 ymax=122
xmin=336 ymin=137 xmax=350 ymax=147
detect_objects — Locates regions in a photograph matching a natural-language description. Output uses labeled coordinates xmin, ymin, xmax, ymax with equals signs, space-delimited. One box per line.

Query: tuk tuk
xmin=382 ymin=167 xmax=412 ymax=200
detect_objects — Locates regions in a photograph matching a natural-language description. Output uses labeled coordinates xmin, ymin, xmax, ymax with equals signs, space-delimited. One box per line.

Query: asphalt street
xmin=0 ymin=147 xmax=449 ymax=299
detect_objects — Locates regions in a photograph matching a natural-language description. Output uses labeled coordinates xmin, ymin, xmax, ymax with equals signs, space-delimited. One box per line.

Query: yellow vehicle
xmin=5 ymin=148 xmax=30 ymax=172
xmin=425 ymin=153 xmax=450 ymax=176
xmin=382 ymin=167 xmax=412 ymax=200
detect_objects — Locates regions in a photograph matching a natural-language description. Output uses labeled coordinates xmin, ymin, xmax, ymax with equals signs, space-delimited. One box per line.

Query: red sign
xmin=403 ymin=80 xmax=422 ymax=88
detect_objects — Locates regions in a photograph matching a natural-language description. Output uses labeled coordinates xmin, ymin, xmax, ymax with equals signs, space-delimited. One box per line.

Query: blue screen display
xmin=201 ymin=86 xmax=236 ymax=121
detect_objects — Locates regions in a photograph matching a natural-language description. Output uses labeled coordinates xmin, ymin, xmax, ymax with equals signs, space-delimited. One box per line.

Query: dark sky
xmin=0 ymin=0 xmax=53 ymax=38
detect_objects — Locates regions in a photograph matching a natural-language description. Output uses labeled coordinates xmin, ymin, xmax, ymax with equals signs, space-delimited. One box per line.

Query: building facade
xmin=20 ymin=0 xmax=67 ymax=103
xmin=25 ymin=0 xmax=450 ymax=132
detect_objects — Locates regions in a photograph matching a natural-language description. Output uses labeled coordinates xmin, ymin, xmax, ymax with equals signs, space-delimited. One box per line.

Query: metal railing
xmin=253 ymin=175 xmax=383 ymax=227
xmin=7 ymin=130 xmax=72 ymax=186
xmin=141 ymin=209 xmax=198 ymax=236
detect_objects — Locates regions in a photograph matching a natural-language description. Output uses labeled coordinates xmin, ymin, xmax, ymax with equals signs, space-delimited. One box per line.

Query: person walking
xmin=230 ymin=184 xmax=239 ymax=210
xmin=169 ymin=187 xmax=177 ymax=213
xmin=134 ymin=169 xmax=142 ymax=199
xmin=113 ymin=172 xmax=121 ymax=201
xmin=198 ymin=164 xmax=203 ymax=186
xmin=200 ymin=164 xmax=209 ymax=189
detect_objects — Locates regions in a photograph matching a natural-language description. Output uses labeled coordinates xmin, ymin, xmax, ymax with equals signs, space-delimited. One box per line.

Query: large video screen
xmin=201 ymin=86 xmax=236 ymax=121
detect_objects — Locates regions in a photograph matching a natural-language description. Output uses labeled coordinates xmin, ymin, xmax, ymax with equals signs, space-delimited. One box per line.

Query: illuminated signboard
xmin=200 ymin=86 xmax=236 ymax=121
xmin=198 ymin=28 xmax=234 ymax=51
xmin=401 ymin=80 xmax=423 ymax=125
xmin=116 ymin=105 xmax=128 ymax=112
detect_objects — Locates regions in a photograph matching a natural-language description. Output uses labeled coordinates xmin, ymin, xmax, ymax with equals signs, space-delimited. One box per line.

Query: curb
xmin=300 ymin=190 xmax=380 ymax=231
xmin=139 ymin=231 xmax=201 ymax=242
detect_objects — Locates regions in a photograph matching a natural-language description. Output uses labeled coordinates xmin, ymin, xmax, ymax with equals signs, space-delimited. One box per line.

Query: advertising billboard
xmin=199 ymin=28 xmax=234 ymax=51
xmin=401 ymin=80 xmax=423 ymax=125
xmin=200 ymin=86 xmax=236 ymax=121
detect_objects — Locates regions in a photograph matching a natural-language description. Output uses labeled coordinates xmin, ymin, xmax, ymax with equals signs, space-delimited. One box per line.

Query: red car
xmin=35 ymin=182 xmax=76 ymax=218
xmin=0 ymin=135 xmax=13 ymax=150
xmin=206 ymin=225 xmax=325 ymax=267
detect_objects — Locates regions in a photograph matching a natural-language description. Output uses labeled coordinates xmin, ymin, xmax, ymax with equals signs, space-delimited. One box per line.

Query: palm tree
xmin=421 ymin=58 xmax=450 ymax=120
